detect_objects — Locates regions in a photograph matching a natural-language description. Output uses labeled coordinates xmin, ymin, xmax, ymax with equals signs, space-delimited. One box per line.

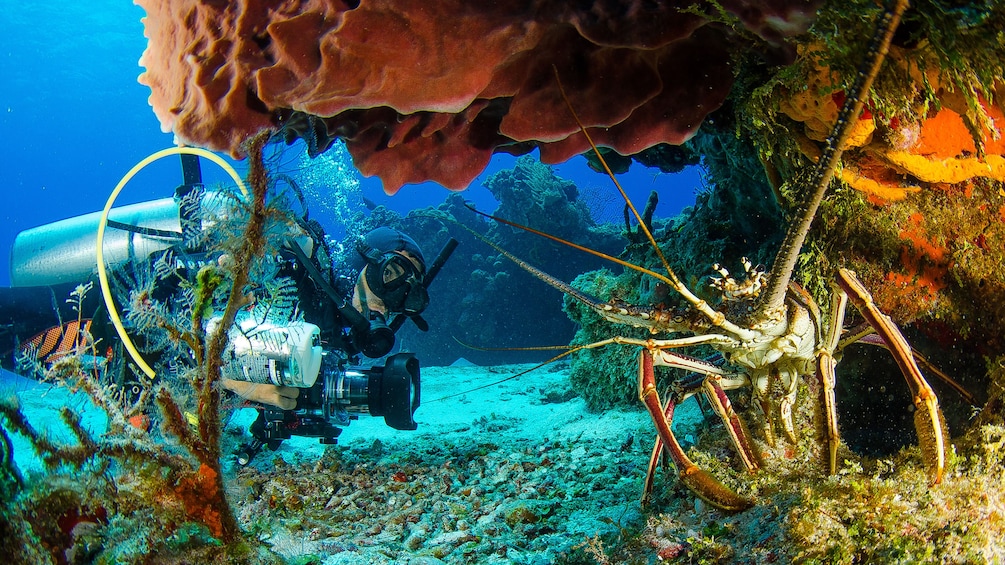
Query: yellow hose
xmin=96 ymin=147 xmax=247 ymax=379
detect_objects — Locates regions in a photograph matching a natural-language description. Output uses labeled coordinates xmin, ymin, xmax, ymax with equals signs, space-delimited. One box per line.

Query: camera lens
xmin=334 ymin=368 xmax=370 ymax=408
xmin=367 ymin=353 xmax=420 ymax=430
xmin=327 ymin=353 xmax=420 ymax=430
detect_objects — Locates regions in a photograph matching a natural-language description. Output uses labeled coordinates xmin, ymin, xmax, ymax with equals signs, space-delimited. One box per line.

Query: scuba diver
xmin=219 ymin=224 xmax=434 ymax=411
xmin=0 ymin=154 xmax=457 ymax=465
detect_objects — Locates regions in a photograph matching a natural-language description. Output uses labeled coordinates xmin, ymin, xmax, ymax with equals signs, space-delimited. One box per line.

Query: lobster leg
xmin=779 ymin=386 xmax=800 ymax=445
xmin=757 ymin=395 xmax=778 ymax=448
xmin=700 ymin=372 xmax=760 ymax=472
xmin=643 ymin=395 xmax=675 ymax=507
xmin=817 ymin=284 xmax=848 ymax=474
xmin=651 ymin=349 xmax=758 ymax=471
xmin=642 ymin=359 xmax=757 ymax=505
xmin=816 ymin=351 xmax=842 ymax=474
xmin=835 ymin=268 xmax=950 ymax=484
xmin=638 ymin=348 xmax=754 ymax=512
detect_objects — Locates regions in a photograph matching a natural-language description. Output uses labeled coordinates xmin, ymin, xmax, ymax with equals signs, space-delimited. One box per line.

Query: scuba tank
xmin=10 ymin=154 xmax=222 ymax=288
xmin=10 ymin=197 xmax=187 ymax=287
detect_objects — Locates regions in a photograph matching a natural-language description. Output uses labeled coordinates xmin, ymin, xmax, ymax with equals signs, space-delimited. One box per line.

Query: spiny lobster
xmin=472 ymin=0 xmax=954 ymax=512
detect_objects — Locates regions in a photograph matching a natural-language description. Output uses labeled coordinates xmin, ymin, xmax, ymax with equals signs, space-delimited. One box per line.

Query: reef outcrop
xmin=136 ymin=0 xmax=821 ymax=193
xmin=365 ymin=156 xmax=627 ymax=367
xmin=739 ymin=1 xmax=1005 ymax=363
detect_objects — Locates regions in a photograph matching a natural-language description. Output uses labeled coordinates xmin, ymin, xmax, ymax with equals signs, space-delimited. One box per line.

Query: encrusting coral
xmin=778 ymin=43 xmax=1005 ymax=203
xmin=728 ymin=0 xmax=1005 ymax=364
xmin=738 ymin=3 xmax=1005 ymax=361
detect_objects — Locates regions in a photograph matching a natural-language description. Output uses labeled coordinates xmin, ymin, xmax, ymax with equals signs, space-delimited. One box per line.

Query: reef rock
xmin=137 ymin=0 xmax=821 ymax=193
xmin=779 ymin=44 xmax=1005 ymax=202
xmin=391 ymin=159 xmax=626 ymax=367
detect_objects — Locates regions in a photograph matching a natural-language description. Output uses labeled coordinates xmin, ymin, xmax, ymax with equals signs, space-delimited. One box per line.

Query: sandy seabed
xmin=228 ymin=361 xmax=705 ymax=564
xmin=11 ymin=358 xmax=1005 ymax=564
xmin=8 ymin=361 xmax=706 ymax=564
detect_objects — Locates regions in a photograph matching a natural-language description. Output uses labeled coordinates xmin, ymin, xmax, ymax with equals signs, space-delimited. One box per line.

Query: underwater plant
xmin=0 ymin=132 xmax=299 ymax=562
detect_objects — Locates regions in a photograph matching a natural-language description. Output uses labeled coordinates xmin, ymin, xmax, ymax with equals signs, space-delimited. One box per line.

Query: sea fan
xmin=13 ymin=343 xmax=45 ymax=380
xmin=177 ymin=184 xmax=207 ymax=250
xmin=124 ymin=289 xmax=174 ymax=354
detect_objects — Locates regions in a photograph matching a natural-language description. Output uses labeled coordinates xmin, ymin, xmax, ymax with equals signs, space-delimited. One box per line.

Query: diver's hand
xmin=222 ymin=379 xmax=299 ymax=410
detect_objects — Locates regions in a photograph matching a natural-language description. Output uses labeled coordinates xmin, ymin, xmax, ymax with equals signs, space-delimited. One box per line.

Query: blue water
xmin=0 ymin=2 xmax=699 ymax=287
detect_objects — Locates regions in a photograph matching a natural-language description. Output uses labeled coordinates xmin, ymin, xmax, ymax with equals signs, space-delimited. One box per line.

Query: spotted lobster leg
xmin=638 ymin=348 xmax=755 ymax=512
xmin=829 ymin=268 xmax=950 ymax=483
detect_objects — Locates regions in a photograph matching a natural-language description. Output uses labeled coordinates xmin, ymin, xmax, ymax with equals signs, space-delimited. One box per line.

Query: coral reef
xmin=598 ymin=0 xmax=1005 ymax=437
xmin=136 ymin=0 xmax=822 ymax=192
xmin=444 ymin=1 xmax=1005 ymax=559
xmin=732 ymin=0 xmax=1005 ymax=357
xmin=740 ymin=1 xmax=1005 ymax=302
xmin=584 ymin=143 xmax=701 ymax=177
xmin=376 ymin=156 xmax=626 ymax=367
xmin=778 ymin=43 xmax=1005 ymax=202
xmin=6 ymin=0 xmax=1001 ymax=561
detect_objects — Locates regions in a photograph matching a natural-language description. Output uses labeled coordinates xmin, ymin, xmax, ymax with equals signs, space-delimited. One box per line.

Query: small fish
xmin=19 ymin=319 xmax=92 ymax=365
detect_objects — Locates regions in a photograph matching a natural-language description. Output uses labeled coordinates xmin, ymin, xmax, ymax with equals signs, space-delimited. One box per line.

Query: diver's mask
xmin=349 ymin=247 xmax=427 ymax=359
xmin=357 ymin=243 xmax=429 ymax=317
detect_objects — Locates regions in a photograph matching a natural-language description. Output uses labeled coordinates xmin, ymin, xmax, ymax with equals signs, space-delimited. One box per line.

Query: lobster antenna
xmin=757 ymin=0 xmax=908 ymax=316
xmin=552 ymin=67 xmax=680 ymax=286
xmin=428 ymin=348 xmax=578 ymax=402
xmin=465 ymin=204 xmax=679 ymax=288
xmin=553 ymin=67 xmax=756 ymax=340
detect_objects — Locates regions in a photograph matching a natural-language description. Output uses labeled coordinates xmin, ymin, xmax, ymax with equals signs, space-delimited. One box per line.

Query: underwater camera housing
xmin=235 ymin=351 xmax=420 ymax=466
